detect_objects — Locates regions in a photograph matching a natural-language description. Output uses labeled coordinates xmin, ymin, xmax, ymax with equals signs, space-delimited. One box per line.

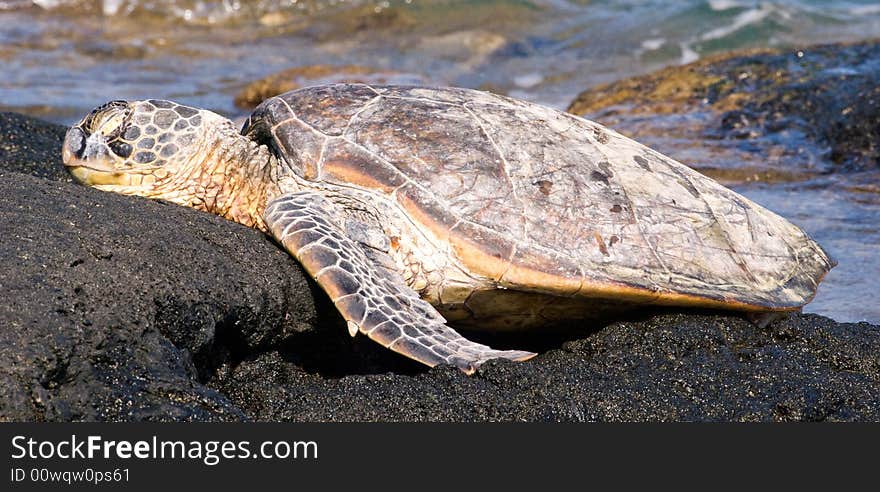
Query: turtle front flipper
xmin=264 ymin=191 xmax=536 ymax=374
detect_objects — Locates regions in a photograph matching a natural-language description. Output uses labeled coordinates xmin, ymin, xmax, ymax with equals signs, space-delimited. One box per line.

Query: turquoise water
xmin=1 ymin=0 xmax=878 ymax=322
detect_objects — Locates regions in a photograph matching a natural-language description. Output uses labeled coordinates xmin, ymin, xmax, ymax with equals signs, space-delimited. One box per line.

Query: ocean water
xmin=0 ymin=0 xmax=878 ymax=322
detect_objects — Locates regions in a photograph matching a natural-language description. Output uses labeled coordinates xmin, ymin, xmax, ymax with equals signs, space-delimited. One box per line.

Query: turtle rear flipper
xmin=264 ymin=191 xmax=536 ymax=374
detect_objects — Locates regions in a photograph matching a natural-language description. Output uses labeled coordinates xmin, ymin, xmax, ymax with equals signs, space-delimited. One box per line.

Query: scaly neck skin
xmin=181 ymin=130 xmax=282 ymax=232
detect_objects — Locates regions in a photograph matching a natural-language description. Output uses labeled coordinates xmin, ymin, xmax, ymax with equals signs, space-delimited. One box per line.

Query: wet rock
xmin=235 ymin=65 xmax=432 ymax=109
xmin=1 ymin=113 xmax=879 ymax=422
xmin=301 ymin=0 xmax=533 ymax=69
xmin=300 ymin=4 xmax=418 ymax=42
xmin=568 ymin=40 xmax=880 ymax=173
xmin=74 ymin=39 xmax=148 ymax=60
xmin=414 ymin=30 xmax=507 ymax=68
xmin=324 ymin=3 xmax=418 ymax=34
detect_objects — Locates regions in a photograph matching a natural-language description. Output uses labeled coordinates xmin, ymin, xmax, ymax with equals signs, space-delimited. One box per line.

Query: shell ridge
xmin=381 ymin=94 xmax=459 ymax=107
xmin=272 ymin=95 xmax=332 ymax=138
xmin=341 ymin=94 xmax=385 ymax=138
xmin=462 ymin=102 xmax=529 ymax=240
xmin=357 ymin=83 xmax=383 ymax=96
xmin=385 ymin=86 xmax=534 ymax=112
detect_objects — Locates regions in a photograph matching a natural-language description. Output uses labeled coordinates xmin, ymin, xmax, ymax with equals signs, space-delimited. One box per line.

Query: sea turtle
xmin=62 ymin=84 xmax=835 ymax=373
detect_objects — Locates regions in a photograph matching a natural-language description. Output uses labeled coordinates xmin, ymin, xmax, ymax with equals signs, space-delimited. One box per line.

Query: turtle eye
xmin=109 ymin=140 xmax=133 ymax=158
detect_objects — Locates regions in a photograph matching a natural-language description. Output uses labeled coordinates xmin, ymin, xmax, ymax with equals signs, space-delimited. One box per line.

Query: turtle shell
xmin=245 ymin=84 xmax=834 ymax=311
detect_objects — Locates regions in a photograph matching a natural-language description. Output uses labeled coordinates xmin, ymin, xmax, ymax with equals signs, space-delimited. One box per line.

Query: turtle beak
xmin=63 ymin=125 xmax=131 ymax=186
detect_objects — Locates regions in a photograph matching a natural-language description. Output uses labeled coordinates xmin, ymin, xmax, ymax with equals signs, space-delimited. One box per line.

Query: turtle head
xmin=64 ymin=99 xmax=277 ymax=230
xmin=63 ymin=99 xmax=231 ymax=198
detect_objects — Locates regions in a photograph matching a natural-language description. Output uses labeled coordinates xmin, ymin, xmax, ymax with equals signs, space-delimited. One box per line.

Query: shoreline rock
xmin=1 ymin=112 xmax=878 ymax=422
xmin=568 ymin=40 xmax=880 ymax=176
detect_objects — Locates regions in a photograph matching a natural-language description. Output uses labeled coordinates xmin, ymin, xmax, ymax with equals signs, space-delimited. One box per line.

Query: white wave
xmin=641 ymin=38 xmax=666 ymax=51
xmin=849 ymin=4 xmax=880 ymax=16
xmin=32 ymin=0 xmax=68 ymax=7
xmin=707 ymin=0 xmax=744 ymax=11
xmin=20 ymin=0 xmax=334 ymax=22
xmin=823 ymin=67 xmax=860 ymax=76
xmin=101 ymin=0 xmax=125 ymax=15
xmin=513 ymin=73 xmax=544 ymax=88
xmin=680 ymin=42 xmax=699 ymax=64
xmin=700 ymin=4 xmax=772 ymax=41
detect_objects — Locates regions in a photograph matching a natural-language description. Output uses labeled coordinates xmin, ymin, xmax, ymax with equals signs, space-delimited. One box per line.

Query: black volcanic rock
xmin=214 ymin=312 xmax=880 ymax=421
xmin=0 ymin=112 xmax=72 ymax=182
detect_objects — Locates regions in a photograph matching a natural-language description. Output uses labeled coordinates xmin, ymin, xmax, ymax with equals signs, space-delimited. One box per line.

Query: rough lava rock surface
xmin=1 ymin=111 xmax=878 ymax=422
xmin=568 ymin=40 xmax=880 ymax=178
